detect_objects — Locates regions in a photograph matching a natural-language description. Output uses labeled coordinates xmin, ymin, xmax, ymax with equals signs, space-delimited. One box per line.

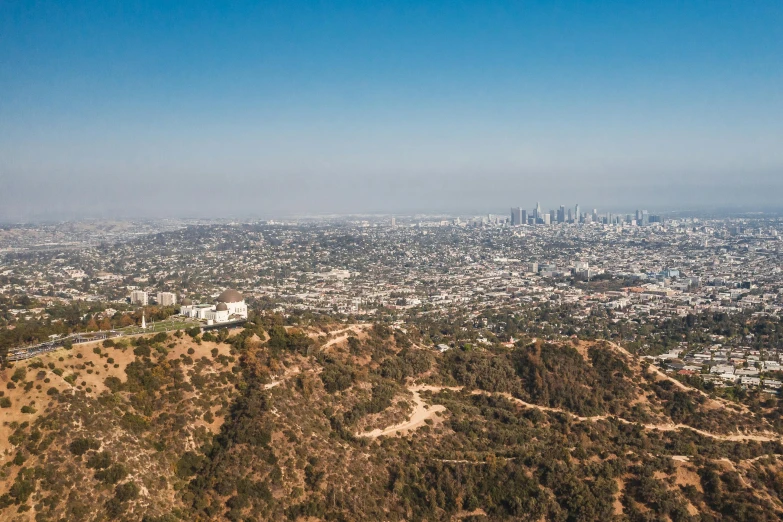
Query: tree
xmin=86 ymin=317 xmax=99 ymax=331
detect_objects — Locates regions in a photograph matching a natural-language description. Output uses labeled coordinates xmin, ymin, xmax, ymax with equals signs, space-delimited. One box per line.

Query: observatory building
xmin=179 ymin=289 xmax=248 ymax=324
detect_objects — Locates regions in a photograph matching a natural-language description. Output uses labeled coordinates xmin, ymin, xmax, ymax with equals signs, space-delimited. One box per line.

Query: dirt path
xmin=263 ymin=365 xmax=311 ymax=389
xmin=357 ymin=386 xmax=445 ymax=438
xmin=264 ymin=372 xmax=289 ymax=390
xmin=626 ymin=421 xmax=779 ymax=442
xmin=319 ymin=325 xmax=368 ymax=350
xmin=745 ymin=453 xmax=783 ymax=462
xmin=364 ymin=384 xmax=783 ymax=443
xmin=483 ymin=387 xmax=780 ymax=442
xmin=322 ymin=331 xmax=354 ymax=349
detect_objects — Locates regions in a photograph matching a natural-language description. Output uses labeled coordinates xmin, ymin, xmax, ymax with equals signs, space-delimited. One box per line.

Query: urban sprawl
xmin=1 ymin=206 xmax=782 ymax=393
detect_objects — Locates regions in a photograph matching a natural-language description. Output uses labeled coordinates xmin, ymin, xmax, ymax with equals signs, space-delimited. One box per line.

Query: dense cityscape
xmin=3 ymin=209 xmax=782 ymax=386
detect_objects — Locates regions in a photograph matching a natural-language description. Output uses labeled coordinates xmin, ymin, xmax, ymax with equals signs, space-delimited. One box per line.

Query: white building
xmin=180 ymin=289 xmax=248 ymax=324
xmin=130 ymin=290 xmax=148 ymax=305
xmin=741 ymin=376 xmax=761 ymax=387
xmin=710 ymin=364 xmax=734 ymax=375
xmin=157 ymin=292 xmax=177 ymax=306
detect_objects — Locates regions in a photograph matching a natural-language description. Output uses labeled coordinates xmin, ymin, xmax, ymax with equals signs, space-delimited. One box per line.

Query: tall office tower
xmin=558 ymin=205 xmax=566 ymax=223
xmin=567 ymin=208 xmax=573 ymax=222
xmin=635 ymin=209 xmax=641 ymax=222
xmin=130 ymin=290 xmax=148 ymax=305
xmin=641 ymin=210 xmax=649 ymax=226
xmin=544 ymin=213 xmax=551 ymax=225
xmin=520 ymin=209 xmax=527 ymax=225
xmin=510 ymin=207 xmax=523 ymax=226
xmin=391 ymin=217 xmax=396 ymax=228
xmin=157 ymin=292 xmax=177 ymax=306
xmin=549 ymin=210 xmax=556 ymax=224
xmin=535 ymin=202 xmax=542 ymax=221
xmin=575 ymin=204 xmax=581 ymax=223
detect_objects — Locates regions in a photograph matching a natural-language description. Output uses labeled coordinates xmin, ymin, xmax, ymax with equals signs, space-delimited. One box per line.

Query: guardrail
xmin=4 ymin=330 xmax=123 ymax=362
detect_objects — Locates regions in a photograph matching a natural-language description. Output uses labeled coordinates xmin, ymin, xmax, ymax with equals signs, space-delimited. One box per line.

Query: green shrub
xmin=86 ymin=451 xmax=113 ymax=470
xmin=95 ymin=463 xmax=128 ymax=485
xmin=69 ymin=437 xmax=100 ymax=456
xmin=8 ymin=474 xmax=35 ymax=503
xmin=114 ymin=481 xmax=139 ymax=502
xmin=175 ymin=451 xmax=205 ymax=479
xmin=120 ymin=412 xmax=149 ymax=433
xmin=104 ymin=376 xmax=123 ymax=392
xmin=11 ymin=367 xmax=26 ymax=383
xmin=320 ymin=361 xmax=354 ymax=393
xmin=186 ymin=327 xmax=201 ymax=338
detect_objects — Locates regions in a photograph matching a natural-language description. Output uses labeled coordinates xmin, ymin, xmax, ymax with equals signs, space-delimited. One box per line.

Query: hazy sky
xmin=2 ymin=1 xmax=782 ymax=220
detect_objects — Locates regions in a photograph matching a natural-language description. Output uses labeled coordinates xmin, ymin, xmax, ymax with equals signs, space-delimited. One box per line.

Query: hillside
xmin=1 ymin=322 xmax=783 ymax=521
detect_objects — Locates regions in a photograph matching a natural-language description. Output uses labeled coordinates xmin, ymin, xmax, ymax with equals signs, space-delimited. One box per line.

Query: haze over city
xmin=7 ymin=2 xmax=783 ymax=520
xmin=2 ymin=0 xmax=783 ymax=220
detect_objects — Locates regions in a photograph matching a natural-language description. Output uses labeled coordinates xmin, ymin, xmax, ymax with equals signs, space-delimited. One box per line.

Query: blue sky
xmin=1 ymin=1 xmax=782 ymax=219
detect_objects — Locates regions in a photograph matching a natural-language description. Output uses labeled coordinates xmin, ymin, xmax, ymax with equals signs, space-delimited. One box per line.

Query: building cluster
xmin=129 ymin=290 xmax=176 ymax=306
xmin=179 ymin=289 xmax=248 ymax=324
xmin=652 ymin=343 xmax=783 ymax=393
xmin=510 ymin=203 xmax=664 ymax=226
xmin=1 ymin=213 xmax=782 ymax=353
